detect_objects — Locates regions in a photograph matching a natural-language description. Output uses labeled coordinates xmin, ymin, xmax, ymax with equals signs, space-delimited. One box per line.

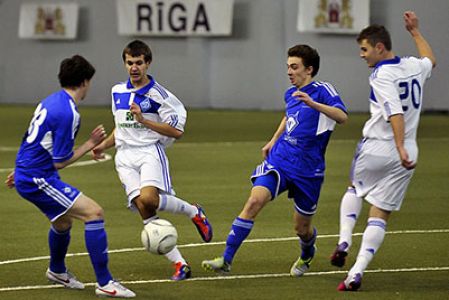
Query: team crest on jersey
xmin=140 ymin=98 xmax=151 ymax=111
xmin=286 ymin=112 xmax=299 ymax=133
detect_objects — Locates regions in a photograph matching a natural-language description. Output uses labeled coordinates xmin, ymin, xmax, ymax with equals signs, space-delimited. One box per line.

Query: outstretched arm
xmin=293 ymin=91 xmax=348 ymax=124
xmin=54 ymin=125 xmax=107 ymax=169
xmin=404 ymin=11 xmax=436 ymax=68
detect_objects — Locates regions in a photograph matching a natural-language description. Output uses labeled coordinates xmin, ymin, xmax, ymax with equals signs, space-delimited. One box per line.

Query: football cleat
xmin=337 ymin=273 xmax=362 ymax=291
xmin=201 ymin=256 xmax=231 ymax=274
xmin=290 ymin=245 xmax=316 ymax=277
xmin=290 ymin=256 xmax=314 ymax=277
xmin=171 ymin=262 xmax=192 ymax=281
xmin=46 ymin=268 xmax=84 ymax=289
xmin=95 ymin=280 xmax=136 ymax=298
xmin=330 ymin=242 xmax=348 ymax=267
xmin=191 ymin=204 xmax=213 ymax=242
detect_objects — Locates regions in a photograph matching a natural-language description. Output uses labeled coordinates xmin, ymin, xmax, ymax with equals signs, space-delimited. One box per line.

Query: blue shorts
xmin=251 ymin=161 xmax=323 ymax=216
xmin=14 ymin=169 xmax=81 ymax=222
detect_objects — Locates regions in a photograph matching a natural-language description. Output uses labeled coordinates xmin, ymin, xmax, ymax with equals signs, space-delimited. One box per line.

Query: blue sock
xmin=300 ymin=227 xmax=317 ymax=260
xmin=223 ymin=217 xmax=254 ymax=264
xmin=48 ymin=226 xmax=70 ymax=273
xmin=85 ymin=220 xmax=113 ymax=286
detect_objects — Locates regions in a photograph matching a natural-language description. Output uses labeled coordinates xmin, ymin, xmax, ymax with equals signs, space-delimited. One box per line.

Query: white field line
xmin=1 ymin=229 xmax=448 ymax=266
xmin=1 ymin=266 xmax=448 ymax=292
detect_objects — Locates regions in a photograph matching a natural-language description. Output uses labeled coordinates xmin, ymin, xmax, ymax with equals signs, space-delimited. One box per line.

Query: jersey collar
xmin=126 ymin=75 xmax=155 ymax=95
xmin=374 ymin=56 xmax=401 ymax=69
xmin=299 ymin=81 xmax=316 ymax=93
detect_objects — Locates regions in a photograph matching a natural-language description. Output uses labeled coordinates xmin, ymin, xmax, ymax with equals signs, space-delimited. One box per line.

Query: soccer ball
xmin=141 ymin=219 xmax=178 ymax=255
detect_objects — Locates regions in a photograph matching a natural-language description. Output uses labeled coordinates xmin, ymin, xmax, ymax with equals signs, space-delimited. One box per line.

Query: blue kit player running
xmin=202 ymin=45 xmax=347 ymax=276
xmin=5 ymin=55 xmax=135 ymax=298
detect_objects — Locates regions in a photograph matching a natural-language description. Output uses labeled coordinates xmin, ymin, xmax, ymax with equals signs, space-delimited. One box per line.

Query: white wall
xmin=0 ymin=0 xmax=447 ymax=111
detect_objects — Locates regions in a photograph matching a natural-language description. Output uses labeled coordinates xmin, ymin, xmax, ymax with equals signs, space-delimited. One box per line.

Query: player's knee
xmin=243 ymin=195 xmax=266 ymax=217
xmin=135 ymin=194 xmax=159 ymax=211
xmin=52 ymin=217 xmax=73 ymax=231
xmin=84 ymin=205 xmax=104 ymax=222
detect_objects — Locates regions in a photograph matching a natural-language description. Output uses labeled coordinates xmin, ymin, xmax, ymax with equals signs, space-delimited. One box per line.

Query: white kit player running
xmin=92 ymin=40 xmax=213 ymax=281
xmin=330 ymin=11 xmax=436 ymax=291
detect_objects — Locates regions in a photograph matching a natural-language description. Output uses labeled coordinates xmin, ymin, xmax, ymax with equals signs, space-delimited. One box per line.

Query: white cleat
xmin=95 ymin=280 xmax=136 ymax=298
xmin=46 ymin=268 xmax=85 ymax=289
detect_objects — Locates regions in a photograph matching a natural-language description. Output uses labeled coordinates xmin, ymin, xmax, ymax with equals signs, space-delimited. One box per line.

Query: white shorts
xmin=350 ymin=138 xmax=418 ymax=211
xmin=115 ymin=143 xmax=175 ymax=208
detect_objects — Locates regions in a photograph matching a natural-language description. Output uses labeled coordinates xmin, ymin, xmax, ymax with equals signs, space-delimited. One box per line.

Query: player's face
xmin=287 ymin=57 xmax=313 ymax=88
xmin=124 ymin=54 xmax=150 ymax=87
xmin=358 ymin=39 xmax=383 ymax=68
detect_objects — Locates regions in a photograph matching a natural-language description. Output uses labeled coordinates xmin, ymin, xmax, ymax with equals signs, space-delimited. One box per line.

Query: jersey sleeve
xmin=418 ymin=56 xmax=433 ymax=80
xmin=158 ymin=95 xmax=187 ymax=132
xmin=371 ymin=74 xmax=403 ymax=121
xmin=51 ymin=109 xmax=75 ymax=163
xmin=320 ymin=82 xmax=347 ymax=113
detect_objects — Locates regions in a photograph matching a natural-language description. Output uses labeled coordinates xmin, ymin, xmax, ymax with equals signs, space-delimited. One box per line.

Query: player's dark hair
xmin=122 ymin=40 xmax=152 ymax=63
xmin=357 ymin=25 xmax=392 ymax=51
xmin=58 ymin=55 xmax=95 ymax=88
xmin=288 ymin=45 xmax=320 ymax=77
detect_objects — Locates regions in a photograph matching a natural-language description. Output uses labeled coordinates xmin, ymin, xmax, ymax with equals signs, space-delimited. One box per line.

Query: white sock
xmin=349 ymin=217 xmax=386 ymax=276
xmin=158 ymin=194 xmax=197 ymax=218
xmin=338 ymin=187 xmax=363 ymax=250
xmin=164 ymin=246 xmax=186 ymax=264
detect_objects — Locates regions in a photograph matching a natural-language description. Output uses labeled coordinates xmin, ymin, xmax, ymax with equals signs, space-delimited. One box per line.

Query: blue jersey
xmin=267 ymin=81 xmax=346 ymax=178
xmin=15 ymin=90 xmax=80 ymax=176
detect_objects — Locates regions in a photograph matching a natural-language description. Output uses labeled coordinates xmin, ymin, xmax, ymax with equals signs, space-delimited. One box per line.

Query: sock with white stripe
xmin=223 ymin=217 xmax=254 ymax=264
xmin=164 ymin=246 xmax=187 ymax=264
xmin=349 ymin=217 xmax=387 ymax=276
xmin=48 ymin=226 xmax=71 ymax=273
xmin=157 ymin=194 xmax=197 ymax=218
xmin=85 ymin=220 xmax=113 ymax=286
xmin=338 ymin=187 xmax=363 ymax=250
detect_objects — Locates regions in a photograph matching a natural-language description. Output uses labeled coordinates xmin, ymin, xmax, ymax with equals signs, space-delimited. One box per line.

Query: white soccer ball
xmin=141 ymin=219 xmax=178 ymax=255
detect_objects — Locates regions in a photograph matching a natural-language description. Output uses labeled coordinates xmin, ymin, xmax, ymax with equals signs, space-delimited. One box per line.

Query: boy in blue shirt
xmin=202 ymin=45 xmax=347 ymax=276
xmin=5 ymin=55 xmax=135 ymax=297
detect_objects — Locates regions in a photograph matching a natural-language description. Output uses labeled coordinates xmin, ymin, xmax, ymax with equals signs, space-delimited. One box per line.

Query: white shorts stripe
xmin=33 ymin=178 xmax=72 ymax=207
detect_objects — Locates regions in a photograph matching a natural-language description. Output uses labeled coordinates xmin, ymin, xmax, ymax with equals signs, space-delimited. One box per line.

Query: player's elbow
xmin=336 ymin=113 xmax=348 ymax=125
xmin=54 ymin=162 xmax=67 ymax=170
xmin=173 ymin=129 xmax=183 ymax=139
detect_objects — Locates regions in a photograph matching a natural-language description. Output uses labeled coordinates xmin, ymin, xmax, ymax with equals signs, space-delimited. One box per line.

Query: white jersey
xmin=362 ymin=56 xmax=432 ymax=141
xmin=112 ymin=76 xmax=187 ymax=148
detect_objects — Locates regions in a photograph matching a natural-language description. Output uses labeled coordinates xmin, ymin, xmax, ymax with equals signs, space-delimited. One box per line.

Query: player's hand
xmin=292 ymin=90 xmax=314 ymax=106
xmin=5 ymin=170 xmax=15 ymax=189
xmin=397 ymin=146 xmax=416 ymax=170
xmin=89 ymin=124 xmax=107 ymax=146
xmin=91 ymin=145 xmax=105 ymax=160
xmin=130 ymin=102 xmax=144 ymax=123
xmin=404 ymin=11 xmax=419 ymax=33
xmin=261 ymin=140 xmax=275 ymax=159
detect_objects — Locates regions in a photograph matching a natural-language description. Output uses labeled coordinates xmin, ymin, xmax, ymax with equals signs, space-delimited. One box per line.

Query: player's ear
xmin=374 ymin=42 xmax=386 ymax=54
